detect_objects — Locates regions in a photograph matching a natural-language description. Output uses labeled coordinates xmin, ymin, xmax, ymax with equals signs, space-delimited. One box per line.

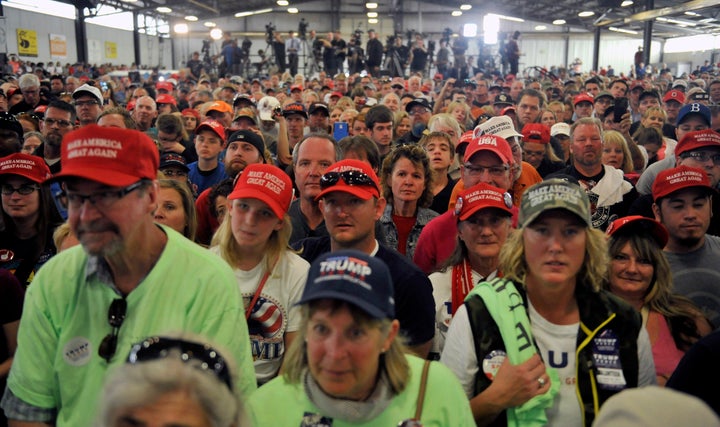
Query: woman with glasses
xmin=430 ymin=183 xmax=513 ymax=357
xmin=95 ymin=335 xmax=246 ymax=427
xmin=0 ymin=153 xmax=62 ymax=286
xmin=246 ymin=250 xmax=475 ymax=426
xmin=605 ymin=216 xmax=712 ymax=386
xmin=441 ymin=180 xmax=656 ymax=426
xmin=378 ymin=145 xmax=437 ymax=261
xmin=211 ymin=163 xmax=309 ymax=385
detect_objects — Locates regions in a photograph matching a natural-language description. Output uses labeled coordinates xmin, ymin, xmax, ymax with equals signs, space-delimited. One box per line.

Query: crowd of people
xmin=0 ymin=42 xmax=719 ymax=427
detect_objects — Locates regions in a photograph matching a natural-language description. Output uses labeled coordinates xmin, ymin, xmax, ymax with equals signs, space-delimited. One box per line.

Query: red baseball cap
xmin=652 ymin=165 xmax=715 ymax=201
xmin=606 ymin=215 xmax=668 ymax=248
xmin=156 ymin=82 xmax=173 ymax=92
xmin=0 ymin=153 xmax=51 ymax=183
xmin=126 ymin=100 xmax=135 ymax=111
xmin=574 ymin=93 xmax=594 ymax=105
xmin=315 ymin=159 xmax=381 ymax=201
xmin=675 ymin=129 xmax=720 ymax=157
xmin=228 ymin=163 xmax=292 ymax=220
xmin=455 ymin=182 xmax=514 ymax=221
xmin=290 ymin=84 xmax=303 ymax=92
xmin=464 ymin=134 xmax=513 ymax=165
xmin=47 ymin=124 xmax=159 ymax=187
xmin=457 ymin=130 xmax=474 ymax=151
xmin=195 ymin=120 xmax=226 ymax=143
xmin=181 ymin=108 xmax=200 ymax=120
xmin=156 ymin=94 xmax=176 ymax=106
xmin=521 ymin=123 xmax=551 ymax=144
xmin=500 ymin=106 xmax=516 ymax=116
xmin=663 ymin=90 xmax=685 ymax=105
xmin=330 ymin=91 xmax=343 ymax=98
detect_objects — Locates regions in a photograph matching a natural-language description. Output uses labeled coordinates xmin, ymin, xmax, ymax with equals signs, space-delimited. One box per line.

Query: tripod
xmin=384 ymin=48 xmax=404 ymax=78
xmin=301 ymin=38 xmax=320 ymax=77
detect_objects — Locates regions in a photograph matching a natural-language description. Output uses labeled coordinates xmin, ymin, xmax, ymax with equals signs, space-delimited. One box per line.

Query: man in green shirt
xmin=1 ymin=124 xmax=256 ymax=427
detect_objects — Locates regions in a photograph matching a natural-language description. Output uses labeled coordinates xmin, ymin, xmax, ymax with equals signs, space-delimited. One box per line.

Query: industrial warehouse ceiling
xmin=71 ymin=0 xmax=720 ymax=39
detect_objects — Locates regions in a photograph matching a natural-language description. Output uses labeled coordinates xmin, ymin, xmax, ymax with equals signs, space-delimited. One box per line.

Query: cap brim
xmin=459 ymin=205 xmax=512 ymax=221
xmin=258 ymin=111 xmax=274 ymax=121
xmin=521 ymin=205 xmax=590 ymax=229
xmin=314 ymin=184 xmax=377 ymax=202
xmin=47 ymin=167 xmax=142 ymax=187
xmin=227 ymin=188 xmax=285 ymax=219
xmin=296 ymin=289 xmax=387 ymax=319
xmin=160 ymin=162 xmax=190 ymax=172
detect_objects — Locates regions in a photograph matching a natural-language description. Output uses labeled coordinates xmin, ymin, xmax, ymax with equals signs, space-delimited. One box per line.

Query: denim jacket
xmin=379 ymin=204 xmax=438 ymax=261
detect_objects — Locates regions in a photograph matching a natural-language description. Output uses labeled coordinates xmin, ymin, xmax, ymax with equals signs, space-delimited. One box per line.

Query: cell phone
xmin=333 ymin=122 xmax=349 ymax=141
xmin=100 ymin=81 xmax=108 ymax=92
xmin=613 ymin=97 xmax=629 ymax=123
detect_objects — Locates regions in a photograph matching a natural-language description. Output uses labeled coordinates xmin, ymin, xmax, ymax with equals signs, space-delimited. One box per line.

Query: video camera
xmin=265 ymin=23 xmax=276 ymax=44
xmin=350 ymin=29 xmax=363 ymax=46
xmin=298 ymin=18 xmax=308 ymax=40
xmin=441 ymin=28 xmax=453 ymax=44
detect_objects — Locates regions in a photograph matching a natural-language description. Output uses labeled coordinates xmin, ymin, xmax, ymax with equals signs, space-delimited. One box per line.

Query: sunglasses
xmin=320 ymin=170 xmax=378 ymax=191
xmin=127 ymin=336 xmax=233 ymax=391
xmin=98 ymin=297 xmax=127 ymax=363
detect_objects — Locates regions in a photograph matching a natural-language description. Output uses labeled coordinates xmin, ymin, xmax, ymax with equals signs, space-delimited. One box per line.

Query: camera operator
xmin=435 ymin=31 xmax=451 ymax=78
xmin=347 ymin=30 xmax=365 ymax=75
xmin=273 ymin=31 xmax=286 ymax=73
xmin=450 ymin=32 xmax=468 ymax=80
xmin=321 ymin=31 xmax=337 ymax=76
xmin=384 ymin=34 xmax=408 ymax=78
xmin=285 ymin=30 xmax=301 ymax=76
xmin=332 ymin=31 xmax=347 ymax=74
xmin=186 ymin=51 xmax=203 ymax=81
xmin=366 ymin=29 xmax=383 ymax=77
xmin=409 ymin=33 xmax=428 ymax=76
xmin=309 ymin=30 xmax=323 ymax=70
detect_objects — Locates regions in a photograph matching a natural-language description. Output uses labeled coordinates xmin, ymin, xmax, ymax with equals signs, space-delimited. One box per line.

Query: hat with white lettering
xmin=47 ymin=124 xmax=158 ymax=186
xmin=0 ymin=153 xmax=51 ymax=183
xmin=474 ymin=115 xmax=522 ymax=141
xmin=299 ymin=250 xmax=395 ymax=319
xmin=652 ymin=165 xmax=714 ymax=202
xmin=228 ymin=163 xmax=292 ymax=220
xmin=518 ymin=178 xmax=591 ymax=228
xmin=463 ymin=134 xmax=514 ymax=165
xmin=455 ymin=182 xmax=513 ymax=221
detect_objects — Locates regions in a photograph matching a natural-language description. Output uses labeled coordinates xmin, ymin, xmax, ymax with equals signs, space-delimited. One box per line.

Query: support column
xmin=133 ymin=11 xmax=141 ymax=66
xmin=75 ymin=7 xmax=87 ymax=63
xmin=642 ymin=0 xmax=653 ymax=65
xmin=592 ymin=26 xmax=601 ymax=72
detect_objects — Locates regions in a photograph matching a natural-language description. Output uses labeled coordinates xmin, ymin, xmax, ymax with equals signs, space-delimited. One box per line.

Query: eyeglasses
xmin=463 ymin=164 xmax=509 ymax=177
xmin=162 ymin=169 xmax=187 ymax=177
xmin=409 ymin=108 xmax=430 ymax=116
xmin=74 ymin=99 xmax=100 ymax=107
xmin=681 ymin=151 xmax=720 ymax=166
xmin=1 ymin=183 xmax=39 ymax=195
xmin=127 ymin=336 xmax=233 ymax=391
xmin=64 ymin=180 xmax=145 ymax=210
xmin=44 ymin=118 xmax=73 ymax=128
xmin=320 ymin=170 xmax=379 ymax=191
xmin=98 ymin=297 xmax=127 ymax=363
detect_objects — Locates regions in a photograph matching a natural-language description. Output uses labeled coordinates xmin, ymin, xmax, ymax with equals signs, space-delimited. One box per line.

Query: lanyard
xmin=245 ymin=258 xmax=277 ymax=320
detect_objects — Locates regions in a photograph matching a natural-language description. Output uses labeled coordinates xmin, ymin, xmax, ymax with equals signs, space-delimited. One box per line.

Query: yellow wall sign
xmin=105 ymin=41 xmax=117 ymax=59
xmin=17 ymin=29 xmax=38 ymax=57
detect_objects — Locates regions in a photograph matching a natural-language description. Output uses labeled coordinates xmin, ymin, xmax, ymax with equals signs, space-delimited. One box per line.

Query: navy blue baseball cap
xmin=676 ymin=103 xmax=711 ymax=127
xmin=298 ymin=250 xmax=395 ymax=319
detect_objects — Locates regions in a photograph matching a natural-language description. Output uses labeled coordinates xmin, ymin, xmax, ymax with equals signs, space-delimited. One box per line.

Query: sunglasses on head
xmin=127 ymin=336 xmax=233 ymax=391
xmin=320 ymin=170 xmax=378 ymax=191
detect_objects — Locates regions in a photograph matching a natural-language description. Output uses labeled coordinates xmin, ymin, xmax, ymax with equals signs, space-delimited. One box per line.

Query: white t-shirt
xmin=430 ymin=268 xmax=497 ymax=355
xmin=440 ymin=297 xmax=657 ymax=413
xmin=211 ymin=248 xmax=309 ymax=383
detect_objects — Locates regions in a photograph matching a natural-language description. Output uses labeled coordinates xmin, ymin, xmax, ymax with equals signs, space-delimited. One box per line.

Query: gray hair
xmin=19 ymin=73 xmax=40 ymax=89
xmin=95 ymin=334 xmax=244 ymax=427
xmin=292 ymin=132 xmax=341 ymax=165
xmin=428 ymin=113 xmax=462 ymax=139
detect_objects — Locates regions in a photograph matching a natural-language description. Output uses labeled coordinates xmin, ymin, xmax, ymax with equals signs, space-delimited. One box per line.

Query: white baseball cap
xmin=257 ymin=96 xmax=281 ymax=122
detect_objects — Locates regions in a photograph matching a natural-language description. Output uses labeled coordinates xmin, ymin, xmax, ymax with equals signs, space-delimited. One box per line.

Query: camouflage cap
xmin=518 ymin=179 xmax=591 ymax=228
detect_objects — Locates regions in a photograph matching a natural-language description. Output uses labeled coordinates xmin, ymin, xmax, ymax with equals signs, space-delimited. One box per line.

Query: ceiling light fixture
xmin=235 ymin=8 xmax=273 ymax=17
xmin=367 ymin=11 xmax=378 ymax=17
xmin=620 ymin=0 xmax=633 ymax=6
xmin=368 ymin=18 xmax=378 ymax=23
xmin=578 ymin=11 xmax=594 ymax=17
xmin=156 ymin=6 xmax=172 ymax=13
xmin=277 ymin=0 xmax=288 ymax=5
xmin=552 ymin=19 xmax=566 ymax=25
xmin=288 ymin=7 xmax=299 ymax=13
xmin=535 ymin=25 xmax=547 ymax=30
xmin=609 ymin=26 xmax=638 ymax=34
xmin=452 ymin=11 xmax=462 ymax=17
xmin=460 ymin=4 xmax=472 ymax=10
xmin=204 ymin=21 xmax=216 ymax=27
xmin=366 ymin=2 xmax=378 ymax=8
xmin=185 ymin=15 xmax=198 ymax=21
xmin=174 ymin=23 xmax=189 ymax=34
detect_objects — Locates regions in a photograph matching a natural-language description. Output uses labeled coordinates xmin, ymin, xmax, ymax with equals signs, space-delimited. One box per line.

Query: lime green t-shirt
xmin=6 ymin=226 xmax=257 ymax=427
xmin=246 ymin=355 xmax=475 ymax=426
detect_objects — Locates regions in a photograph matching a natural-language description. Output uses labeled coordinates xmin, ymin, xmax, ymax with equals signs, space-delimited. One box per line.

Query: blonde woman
xmin=211 ymin=163 xmax=309 ymax=385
